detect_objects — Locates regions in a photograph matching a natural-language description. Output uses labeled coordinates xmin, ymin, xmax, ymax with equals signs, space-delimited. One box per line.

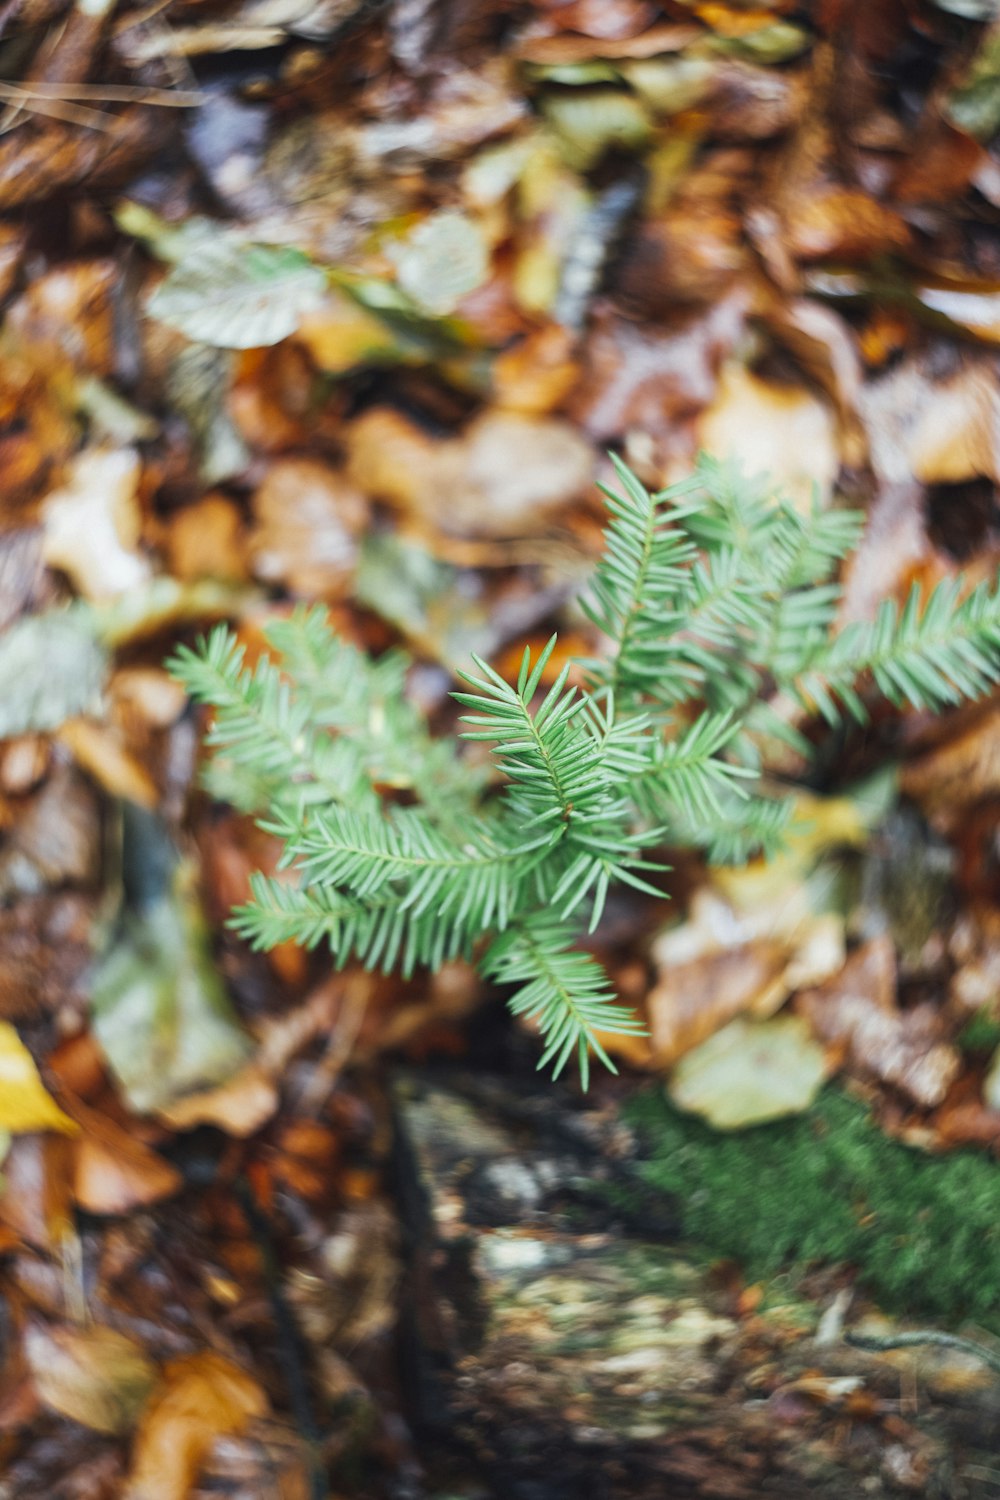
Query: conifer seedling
xmin=170 ymin=457 xmax=1000 ymax=1086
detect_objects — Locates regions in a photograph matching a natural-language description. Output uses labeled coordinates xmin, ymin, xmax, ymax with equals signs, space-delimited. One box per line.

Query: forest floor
xmin=2 ymin=0 xmax=1000 ymax=1495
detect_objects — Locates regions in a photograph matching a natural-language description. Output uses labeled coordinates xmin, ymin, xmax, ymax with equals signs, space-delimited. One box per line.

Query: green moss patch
xmin=627 ymin=1087 xmax=1000 ymax=1327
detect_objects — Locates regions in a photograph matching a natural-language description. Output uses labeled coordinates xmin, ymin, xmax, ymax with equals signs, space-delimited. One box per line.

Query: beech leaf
xmin=147 ymin=242 xmax=328 ymax=349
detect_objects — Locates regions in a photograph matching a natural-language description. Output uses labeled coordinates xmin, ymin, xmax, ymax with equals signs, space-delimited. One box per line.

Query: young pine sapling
xmin=170 ymin=458 xmax=1000 ymax=1085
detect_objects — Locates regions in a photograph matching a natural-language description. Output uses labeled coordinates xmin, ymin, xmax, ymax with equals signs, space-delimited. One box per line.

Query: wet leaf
xmin=25 ymin=1322 xmax=157 ymax=1435
xmin=669 ymin=1013 xmax=831 ymax=1129
xmin=0 ymin=1022 xmax=77 ymax=1135
xmin=0 ymin=608 xmax=106 ymax=738
xmin=387 ymin=210 xmax=490 ymax=316
xmin=148 ymin=243 xmax=328 ymax=350
xmin=91 ymin=862 xmax=252 ymax=1118
xmin=126 ymin=1351 xmax=268 ymax=1500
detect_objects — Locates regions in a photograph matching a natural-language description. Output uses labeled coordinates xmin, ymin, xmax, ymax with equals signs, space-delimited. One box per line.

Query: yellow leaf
xmin=0 ymin=1022 xmax=78 ymax=1135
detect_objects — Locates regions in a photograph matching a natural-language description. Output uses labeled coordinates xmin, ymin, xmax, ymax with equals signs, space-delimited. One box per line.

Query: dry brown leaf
xmin=615 ymin=202 xmax=748 ymax=311
xmin=645 ymin=942 xmax=789 ymax=1067
xmin=70 ymin=1101 xmax=182 ymax=1215
xmin=697 ymin=362 xmax=840 ymax=510
xmin=759 ymin=297 xmax=866 ymax=463
xmin=904 ymin=363 xmax=1000 ymax=485
xmin=797 ymin=937 xmax=960 ymax=1107
xmin=347 ymin=407 xmax=594 ymax=538
xmin=782 ymin=188 xmax=910 ymax=262
xmin=571 ymin=291 xmax=750 ymax=445
xmin=165 ymin=495 xmax=248 ymax=584
xmin=249 ymin=457 xmax=365 ymax=597
xmin=902 ymin=703 xmax=1000 ymax=831
xmin=492 ymin=325 xmax=579 ymax=414
xmin=126 ymin=1351 xmax=268 ymax=1500
xmin=155 ymin=1060 xmax=278 ymax=1137
xmin=25 ymin=1322 xmax=157 ymax=1435
xmin=56 ymin=717 xmax=159 ymax=809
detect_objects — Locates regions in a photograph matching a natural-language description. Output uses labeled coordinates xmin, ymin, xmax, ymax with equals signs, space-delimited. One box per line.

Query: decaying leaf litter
xmin=2 ymin=0 xmax=1000 ymax=1493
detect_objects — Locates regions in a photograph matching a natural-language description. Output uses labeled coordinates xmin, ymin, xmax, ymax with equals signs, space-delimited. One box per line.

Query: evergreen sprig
xmin=169 ymin=456 xmax=1000 ymax=1085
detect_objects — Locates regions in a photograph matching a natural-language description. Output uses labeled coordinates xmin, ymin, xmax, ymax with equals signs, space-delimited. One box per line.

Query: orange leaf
xmin=127 ymin=1351 xmax=268 ymax=1500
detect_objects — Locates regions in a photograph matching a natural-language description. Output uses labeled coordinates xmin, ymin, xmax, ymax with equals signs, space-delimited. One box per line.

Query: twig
xmin=234 ymin=1176 xmax=327 ymax=1500
xmin=846 ymin=1329 xmax=1000 ymax=1378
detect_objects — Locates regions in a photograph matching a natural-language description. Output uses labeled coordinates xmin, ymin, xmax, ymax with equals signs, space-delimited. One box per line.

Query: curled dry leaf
xmin=154 ymin=1061 xmax=278 ymax=1137
xmin=70 ymin=1099 xmax=182 ymax=1216
xmin=25 ymin=1321 xmax=157 ymax=1435
xmin=797 ymin=937 xmax=961 ymax=1107
xmin=126 ymin=1351 xmax=268 ymax=1500
xmin=55 ymin=718 xmax=159 ymax=809
xmin=41 ymin=448 xmax=151 ymax=601
xmin=782 ymin=188 xmax=910 ymax=263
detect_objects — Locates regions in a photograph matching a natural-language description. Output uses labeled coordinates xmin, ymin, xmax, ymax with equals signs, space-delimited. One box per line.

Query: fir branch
xmin=483 ymin=912 xmax=646 ymax=1089
xmin=170 ymin=454 xmax=1000 ymax=1088
xmin=795 ymin=577 xmax=1000 ymax=723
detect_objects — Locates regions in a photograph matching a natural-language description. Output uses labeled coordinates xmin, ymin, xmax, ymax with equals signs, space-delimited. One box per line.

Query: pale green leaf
xmin=668 ymin=1014 xmax=831 ymax=1130
xmin=0 ymin=609 xmax=106 ymax=737
xmin=147 ymin=242 xmax=328 ymax=349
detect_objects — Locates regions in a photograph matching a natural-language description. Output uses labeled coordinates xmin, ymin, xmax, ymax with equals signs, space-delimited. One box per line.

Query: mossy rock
xmin=626 ymin=1086 xmax=1000 ymax=1329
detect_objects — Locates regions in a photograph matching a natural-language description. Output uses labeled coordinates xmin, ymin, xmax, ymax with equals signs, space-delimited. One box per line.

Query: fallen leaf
xmin=0 ymin=608 xmax=106 ymax=738
xmin=492 ymin=324 xmax=580 ymax=414
xmin=797 ymin=938 xmax=961 ymax=1107
xmin=154 ymin=1061 xmax=278 ymax=1137
xmin=91 ymin=861 xmax=253 ymax=1118
xmin=782 ymin=188 xmax=910 ymax=262
xmin=645 ymin=942 xmax=789 ymax=1066
xmin=249 ymin=457 xmax=365 ymax=597
xmin=56 ymin=718 xmax=158 ymax=808
xmin=126 ymin=1351 xmax=268 ymax=1500
xmin=165 ymin=495 xmax=248 ymax=583
xmin=902 ymin=703 xmax=1000 ymax=831
xmin=25 ymin=1322 xmax=157 ymax=1435
xmin=668 ymin=1013 xmax=831 ymax=1129
xmin=347 ymin=407 xmax=594 ymax=538
xmin=697 ymin=362 xmax=840 ymax=510
xmin=386 ymin=210 xmax=489 ymax=315
xmin=0 ymin=1022 xmax=77 ymax=1135
xmin=42 ymin=448 xmax=150 ymax=601
xmin=147 ymin=241 xmax=328 ymax=350
xmin=72 ymin=1116 xmax=182 ymax=1216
